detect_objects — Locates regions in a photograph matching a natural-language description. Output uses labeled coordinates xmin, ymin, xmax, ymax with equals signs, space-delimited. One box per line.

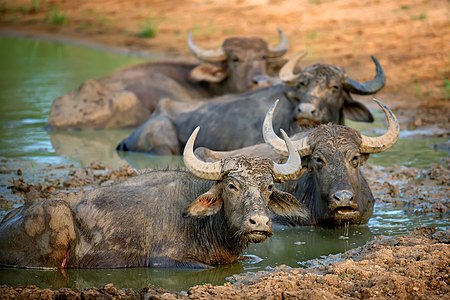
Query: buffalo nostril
xmin=333 ymin=190 xmax=354 ymax=202
xmin=252 ymin=75 xmax=269 ymax=85
xmin=248 ymin=215 xmax=270 ymax=227
xmin=298 ymin=103 xmax=317 ymax=116
xmin=116 ymin=143 xmax=128 ymax=151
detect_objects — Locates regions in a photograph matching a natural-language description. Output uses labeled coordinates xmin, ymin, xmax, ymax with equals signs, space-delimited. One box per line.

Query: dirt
xmin=0 ymin=0 xmax=449 ymax=298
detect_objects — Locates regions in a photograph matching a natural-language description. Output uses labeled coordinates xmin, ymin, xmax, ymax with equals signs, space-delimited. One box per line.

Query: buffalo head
xmin=279 ymin=52 xmax=385 ymax=128
xmin=188 ymin=29 xmax=288 ymax=93
xmin=183 ymin=126 xmax=308 ymax=243
xmin=264 ymin=99 xmax=399 ymax=226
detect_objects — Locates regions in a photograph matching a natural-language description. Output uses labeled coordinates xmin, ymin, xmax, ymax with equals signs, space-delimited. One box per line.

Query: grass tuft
xmin=443 ymin=78 xmax=450 ymax=100
xmin=45 ymin=6 xmax=68 ymax=25
xmin=137 ymin=15 xmax=158 ymax=38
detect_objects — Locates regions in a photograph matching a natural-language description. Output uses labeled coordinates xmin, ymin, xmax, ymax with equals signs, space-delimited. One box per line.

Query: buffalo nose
xmin=248 ymin=215 xmax=271 ymax=229
xmin=298 ymin=103 xmax=317 ymax=116
xmin=333 ymin=190 xmax=354 ymax=203
xmin=252 ymin=74 xmax=271 ymax=85
xmin=116 ymin=142 xmax=128 ymax=151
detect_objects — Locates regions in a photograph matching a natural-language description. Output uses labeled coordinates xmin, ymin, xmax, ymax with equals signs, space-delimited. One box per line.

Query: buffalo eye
xmin=313 ymin=155 xmax=325 ymax=168
xmin=227 ymin=183 xmax=239 ymax=191
xmin=261 ymin=55 xmax=268 ymax=60
xmin=331 ymin=85 xmax=340 ymax=92
xmin=267 ymin=183 xmax=274 ymax=192
xmin=230 ymin=55 xmax=240 ymax=63
xmin=297 ymin=78 xmax=308 ymax=88
xmin=351 ymin=155 xmax=360 ymax=168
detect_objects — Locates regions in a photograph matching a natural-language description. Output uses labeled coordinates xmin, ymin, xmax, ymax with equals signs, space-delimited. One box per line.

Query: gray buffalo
xmin=196 ymin=99 xmax=400 ymax=227
xmin=47 ymin=29 xmax=289 ymax=129
xmin=116 ymin=52 xmax=385 ymax=154
xmin=0 ymin=128 xmax=308 ymax=269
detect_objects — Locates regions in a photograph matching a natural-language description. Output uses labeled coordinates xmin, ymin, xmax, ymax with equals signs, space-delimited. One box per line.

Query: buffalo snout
xmin=294 ymin=103 xmax=321 ymax=126
xmin=244 ymin=214 xmax=272 ymax=243
xmin=250 ymin=74 xmax=274 ymax=89
xmin=329 ymin=190 xmax=359 ymax=220
xmin=297 ymin=103 xmax=317 ymax=116
xmin=332 ymin=190 xmax=354 ymax=203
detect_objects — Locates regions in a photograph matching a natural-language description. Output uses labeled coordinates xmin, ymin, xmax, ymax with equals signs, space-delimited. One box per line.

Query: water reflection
xmin=0 ymin=35 xmax=147 ymax=164
xmin=347 ymin=114 xmax=449 ymax=168
xmin=0 ymin=265 xmax=243 ymax=292
xmin=49 ymin=129 xmax=185 ymax=169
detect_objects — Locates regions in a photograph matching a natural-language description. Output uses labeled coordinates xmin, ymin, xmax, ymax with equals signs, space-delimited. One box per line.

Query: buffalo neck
xmin=184 ymin=210 xmax=247 ymax=266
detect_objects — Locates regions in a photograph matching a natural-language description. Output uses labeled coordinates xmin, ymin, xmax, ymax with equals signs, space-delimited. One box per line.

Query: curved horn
xmin=272 ymin=129 xmax=303 ymax=182
xmin=187 ymin=31 xmax=227 ymax=63
xmin=279 ymin=51 xmax=307 ymax=85
xmin=359 ymin=99 xmax=400 ymax=153
xmin=343 ymin=56 xmax=386 ymax=95
xmin=268 ymin=28 xmax=289 ymax=58
xmin=183 ymin=127 xmax=223 ymax=180
xmin=263 ymin=100 xmax=312 ymax=157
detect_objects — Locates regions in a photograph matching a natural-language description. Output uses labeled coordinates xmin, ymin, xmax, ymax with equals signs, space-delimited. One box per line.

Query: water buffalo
xmin=196 ymin=99 xmax=400 ymax=227
xmin=116 ymin=52 xmax=385 ymax=154
xmin=47 ymin=29 xmax=289 ymax=129
xmin=0 ymin=128 xmax=308 ymax=269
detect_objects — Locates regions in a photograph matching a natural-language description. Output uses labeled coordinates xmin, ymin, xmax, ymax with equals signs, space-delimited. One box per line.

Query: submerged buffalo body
xmin=116 ymin=52 xmax=385 ymax=155
xmin=197 ymin=99 xmax=400 ymax=227
xmin=47 ymin=30 xmax=289 ymax=129
xmin=0 ymin=128 xmax=308 ymax=269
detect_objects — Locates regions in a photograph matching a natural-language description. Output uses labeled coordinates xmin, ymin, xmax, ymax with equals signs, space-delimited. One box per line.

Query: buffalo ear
xmin=343 ymin=92 xmax=374 ymax=123
xmin=269 ymin=189 xmax=310 ymax=220
xmin=183 ymin=186 xmax=223 ymax=218
xmin=190 ymin=64 xmax=227 ymax=83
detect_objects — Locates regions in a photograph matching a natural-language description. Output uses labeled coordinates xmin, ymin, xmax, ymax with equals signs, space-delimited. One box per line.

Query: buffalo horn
xmin=183 ymin=127 xmax=223 ymax=180
xmin=187 ymin=31 xmax=227 ymax=63
xmin=279 ymin=51 xmax=308 ymax=85
xmin=343 ymin=56 xmax=386 ymax=95
xmin=268 ymin=28 xmax=289 ymax=58
xmin=263 ymin=100 xmax=312 ymax=157
xmin=272 ymin=129 xmax=304 ymax=182
xmin=359 ymin=99 xmax=400 ymax=153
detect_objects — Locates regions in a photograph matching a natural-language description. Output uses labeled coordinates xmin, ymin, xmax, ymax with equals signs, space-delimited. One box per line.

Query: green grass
xmin=1 ymin=0 xmax=41 ymax=14
xmin=137 ymin=15 xmax=158 ymax=38
xmin=443 ymin=78 xmax=450 ymax=100
xmin=45 ymin=6 xmax=68 ymax=25
xmin=411 ymin=13 xmax=427 ymax=21
xmin=414 ymin=82 xmax=421 ymax=97
xmin=31 ymin=0 xmax=41 ymax=12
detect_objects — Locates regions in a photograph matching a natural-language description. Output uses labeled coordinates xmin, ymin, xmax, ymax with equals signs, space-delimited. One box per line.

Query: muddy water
xmin=0 ymin=35 xmax=448 ymax=292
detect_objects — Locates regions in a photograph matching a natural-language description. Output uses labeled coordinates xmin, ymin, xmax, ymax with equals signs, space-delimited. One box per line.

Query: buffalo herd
xmin=0 ymin=30 xmax=400 ymax=269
